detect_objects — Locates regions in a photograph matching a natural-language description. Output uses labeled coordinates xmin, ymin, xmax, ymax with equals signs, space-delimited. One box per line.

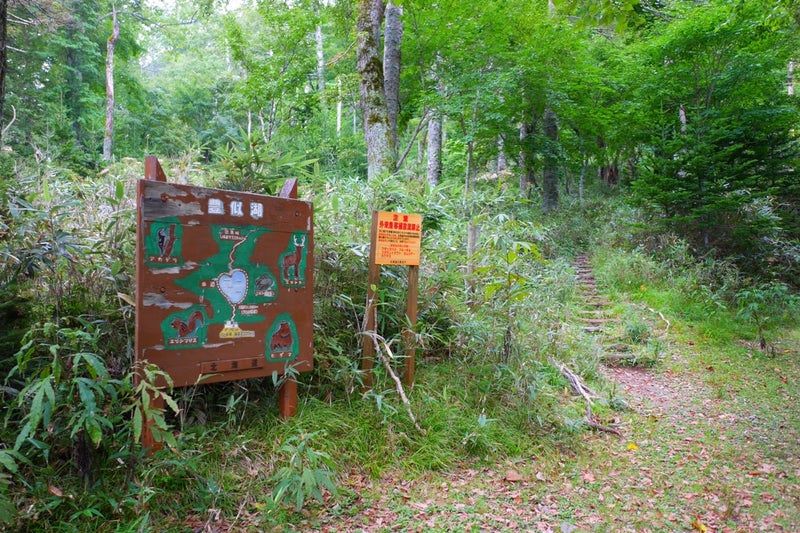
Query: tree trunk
xmin=102 ymin=4 xmax=119 ymax=161
xmin=465 ymin=137 xmax=478 ymax=299
xmin=383 ymin=1 xmax=402 ymax=160
xmin=789 ymin=61 xmax=795 ymax=96
xmin=426 ymin=111 xmax=442 ymax=187
xmin=0 ymin=0 xmax=7 ymax=144
xmin=314 ymin=0 xmax=325 ymax=91
xmin=519 ymin=124 xmax=529 ymax=197
xmin=596 ymin=136 xmax=619 ymax=186
xmin=336 ymin=76 xmax=342 ymax=137
xmin=497 ymin=135 xmax=506 ymax=172
xmin=66 ymin=33 xmax=83 ymax=146
xmin=541 ymin=106 xmax=559 ymax=213
xmin=579 ymin=157 xmax=587 ymax=205
xmin=357 ymin=0 xmax=393 ymax=179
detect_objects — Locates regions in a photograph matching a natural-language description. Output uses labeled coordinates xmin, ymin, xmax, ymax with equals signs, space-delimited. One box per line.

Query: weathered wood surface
xmin=135 ymin=180 xmax=314 ymax=388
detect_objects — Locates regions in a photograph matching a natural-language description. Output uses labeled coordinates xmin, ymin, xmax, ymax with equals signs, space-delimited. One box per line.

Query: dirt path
xmin=297 ymin=260 xmax=800 ymax=533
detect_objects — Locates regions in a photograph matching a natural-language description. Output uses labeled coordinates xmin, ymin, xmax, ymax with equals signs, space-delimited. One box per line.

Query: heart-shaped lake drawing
xmin=217 ymin=269 xmax=248 ymax=305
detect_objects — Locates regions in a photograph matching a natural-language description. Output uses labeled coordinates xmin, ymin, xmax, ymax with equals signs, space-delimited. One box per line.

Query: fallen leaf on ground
xmin=691 ymin=517 xmax=708 ymax=531
xmin=505 ymin=470 xmax=523 ymax=482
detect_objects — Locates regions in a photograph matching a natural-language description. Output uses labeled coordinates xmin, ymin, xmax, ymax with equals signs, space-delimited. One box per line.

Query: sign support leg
xmin=278 ymin=378 xmax=298 ymax=418
xmin=403 ymin=265 xmax=419 ymax=386
xmin=362 ymin=211 xmax=381 ymax=389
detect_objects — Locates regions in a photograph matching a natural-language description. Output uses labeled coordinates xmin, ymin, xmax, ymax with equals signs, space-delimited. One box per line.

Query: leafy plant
xmin=131 ymin=363 xmax=181 ymax=449
xmin=7 ymin=320 xmax=123 ymax=481
xmin=270 ymin=429 xmax=337 ymax=510
xmin=0 ymin=450 xmax=24 ymax=526
xmin=735 ymin=282 xmax=800 ymax=351
xmin=215 ymin=129 xmax=319 ymax=194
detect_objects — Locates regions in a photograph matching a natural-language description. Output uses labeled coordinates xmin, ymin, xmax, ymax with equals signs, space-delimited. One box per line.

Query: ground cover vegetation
xmin=0 ymin=0 xmax=798 ymax=531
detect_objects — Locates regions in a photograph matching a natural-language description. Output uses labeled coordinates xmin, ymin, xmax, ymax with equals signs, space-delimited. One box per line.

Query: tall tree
xmin=631 ymin=0 xmax=800 ymax=258
xmin=426 ymin=110 xmax=441 ymax=186
xmin=102 ymin=2 xmax=119 ymax=161
xmin=0 ymin=0 xmax=7 ymax=144
xmin=541 ymin=106 xmax=559 ymax=212
xmin=356 ymin=0 xmax=393 ymax=179
xmin=383 ymin=0 xmax=401 ymax=161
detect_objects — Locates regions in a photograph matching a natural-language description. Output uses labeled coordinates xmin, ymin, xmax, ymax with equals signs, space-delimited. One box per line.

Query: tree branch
xmin=396 ymin=110 xmax=429 ymax=170
xmin=367 ymin=332 xmax=425 ymax=434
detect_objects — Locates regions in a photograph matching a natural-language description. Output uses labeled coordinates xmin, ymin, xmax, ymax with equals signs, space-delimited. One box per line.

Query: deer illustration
xmin=282 ymin=234 xmax=306 ymax=282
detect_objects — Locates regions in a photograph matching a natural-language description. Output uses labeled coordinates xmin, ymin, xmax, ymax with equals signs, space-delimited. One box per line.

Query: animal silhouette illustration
xmin=156 ymin=224 xmax=175 ymax=257
xmin=281 ymin=234 xmax=306 ymax=282
xmin=270 ymin=321 xmax=293 ymax=352
xmin=171 ymin=310 xmax=204 ymax=338
xmin=255 ymin=274 xmax=275 ymax=293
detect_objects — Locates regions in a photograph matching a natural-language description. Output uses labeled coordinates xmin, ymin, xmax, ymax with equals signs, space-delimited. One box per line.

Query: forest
xmin=0 ymin=0 xmax=799 ymax=531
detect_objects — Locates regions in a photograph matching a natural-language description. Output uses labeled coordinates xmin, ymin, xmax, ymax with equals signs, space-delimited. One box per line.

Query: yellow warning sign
xmin=374 ymin=211 xmax=423 ymax=265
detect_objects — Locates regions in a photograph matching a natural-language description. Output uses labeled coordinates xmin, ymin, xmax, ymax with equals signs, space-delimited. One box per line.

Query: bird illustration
xmin=156 ymin=225 xmax=175 ymax=257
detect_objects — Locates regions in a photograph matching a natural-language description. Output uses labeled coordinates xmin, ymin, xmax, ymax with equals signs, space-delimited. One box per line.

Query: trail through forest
xmin=287 ymin=260 xmax=800 ymax=533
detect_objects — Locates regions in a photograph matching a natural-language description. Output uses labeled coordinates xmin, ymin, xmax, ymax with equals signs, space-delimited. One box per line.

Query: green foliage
xmin=628 ymin=0 xmax=800 ymax=279
xmin=736 ymin=282 xmax=800 ymax=350
xmin=270 ymin=430 xmax=337 ymax=511
xmin=6 ymin=320 xmax=122 ymax=482
xmin=214 ymin=129 xmax=320 ymax=194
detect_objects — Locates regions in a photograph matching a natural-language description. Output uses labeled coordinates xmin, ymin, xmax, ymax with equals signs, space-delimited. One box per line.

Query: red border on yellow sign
xmin=375 ymin=211 xmax=422 ymax=266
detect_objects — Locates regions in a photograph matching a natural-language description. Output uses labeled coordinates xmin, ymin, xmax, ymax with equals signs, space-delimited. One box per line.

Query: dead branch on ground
xmin=367 ymin=332 xmax=425 ymax=434
xmin=550 ymin=358 xmax=622 ymax=438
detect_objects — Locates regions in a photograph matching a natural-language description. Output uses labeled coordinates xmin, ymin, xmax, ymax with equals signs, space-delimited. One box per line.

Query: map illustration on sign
xmin=136 ymin=180 xmax=314 ymax=388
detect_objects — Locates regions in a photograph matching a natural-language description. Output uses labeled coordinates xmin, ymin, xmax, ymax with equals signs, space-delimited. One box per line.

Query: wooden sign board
xmin=374 ymin=211 xmax=422 ymax=266
xmin=135 ymin=180 xmax=313 ymax=388
xmin=363 ymin=210 xmax=423 ymax=388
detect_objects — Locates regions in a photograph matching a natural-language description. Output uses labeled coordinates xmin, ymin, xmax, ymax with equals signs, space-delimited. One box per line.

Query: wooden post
xmin=144 ymin=155 xmax=167 ymax=182
xmin=362 ymin=211 xmax=381 ymax=389
xmin=403 ymin=265 xmax=419 ymax=386
xmin=278 ymin=177 xmax=300 ymax=418
xmin=139 ymin=157 xmax=167 ymax=452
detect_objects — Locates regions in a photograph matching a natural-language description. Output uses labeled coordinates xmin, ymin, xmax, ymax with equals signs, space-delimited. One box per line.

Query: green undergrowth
xmin=2 ymin=159 xmax=798 ymax=531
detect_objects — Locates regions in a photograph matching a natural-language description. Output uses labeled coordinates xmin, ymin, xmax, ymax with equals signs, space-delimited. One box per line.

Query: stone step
xmin=605 ymin=342 xmax=632 ymax=352
xmin=581 ymin=318 xmax=617 ymax=325
xmin=601 ymin=353 xmax=640 ymax=364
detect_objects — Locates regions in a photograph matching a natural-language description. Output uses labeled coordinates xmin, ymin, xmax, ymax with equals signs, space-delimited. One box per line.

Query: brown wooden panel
xmin=135 ymin=180 xmax=313 ymax=388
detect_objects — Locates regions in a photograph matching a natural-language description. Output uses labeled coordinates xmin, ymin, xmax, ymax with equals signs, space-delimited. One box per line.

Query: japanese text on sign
xmin=375 ymin=211 xmax=423 ymax=265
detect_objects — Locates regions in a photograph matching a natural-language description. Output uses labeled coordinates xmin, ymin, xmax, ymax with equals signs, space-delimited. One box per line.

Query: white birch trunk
xmin=497 ymin=135 xmax=506 ymax=172
xmin=336 ymin=77 xmax=342 ymax=137
xmin=519 ymin=124 xmax=529 ymax=197
xmin=426 ymin=112 xmax=442 ymax=187
xmin=315 ymin=0 xmax=325 ymax=92
xmin=383 ymin=1 xmax=402 ymax=160
xmin=315 ymin=25 xmax=325 ymax=91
